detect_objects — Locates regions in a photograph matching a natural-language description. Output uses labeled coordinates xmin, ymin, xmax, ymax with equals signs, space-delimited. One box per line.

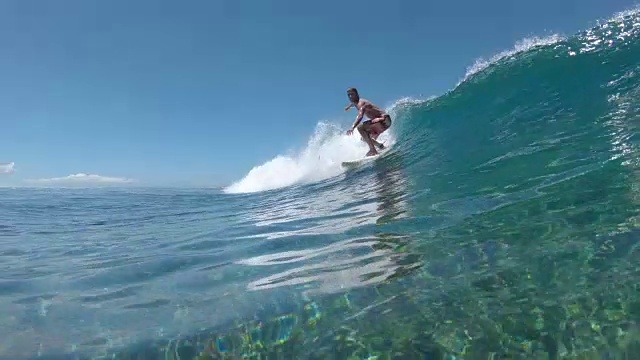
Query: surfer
xmin=344 ymin=87 xmax=392 ymax=156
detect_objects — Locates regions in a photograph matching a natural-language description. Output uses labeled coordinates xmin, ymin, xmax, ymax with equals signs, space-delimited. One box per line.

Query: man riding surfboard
xmin=344 ymin=87 xmax=392 ymax=157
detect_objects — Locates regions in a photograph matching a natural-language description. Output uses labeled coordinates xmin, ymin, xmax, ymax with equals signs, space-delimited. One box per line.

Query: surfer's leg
xmin=370 ymin=137 xmax=385 ymax=149
xmin=361 ymin=134 xmax=384 ymax=149
xmin=356 ymin=122 xmax=378 ymax=156
xmin=368 ymin=115 xmax=391 ymax=149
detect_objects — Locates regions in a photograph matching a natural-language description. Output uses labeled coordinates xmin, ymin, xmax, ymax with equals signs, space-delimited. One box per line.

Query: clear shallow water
xmin=3 ymin=8 xmax=640 ymax=360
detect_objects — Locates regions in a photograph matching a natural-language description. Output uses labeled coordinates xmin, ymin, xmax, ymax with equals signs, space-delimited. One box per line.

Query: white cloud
xmin=0 ymin=162 xmax=15 ymax=174
xmin=28 ymin=173 xmax=134 ymax=185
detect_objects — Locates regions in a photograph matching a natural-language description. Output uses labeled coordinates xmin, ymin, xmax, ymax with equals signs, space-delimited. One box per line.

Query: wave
xmin=226 ymin=6 xmax=640 ymax=196
xmin=223 ymin=34 xmax=577 ymax=196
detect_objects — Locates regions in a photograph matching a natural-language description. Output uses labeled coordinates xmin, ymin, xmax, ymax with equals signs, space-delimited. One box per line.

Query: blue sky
xmin=0 ymin=0 xmax=635 ymax=187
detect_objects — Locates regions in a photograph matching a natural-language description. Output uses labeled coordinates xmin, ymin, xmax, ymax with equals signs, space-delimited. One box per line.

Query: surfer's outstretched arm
xmin=346 ymin=107 xmax=365 ymax=135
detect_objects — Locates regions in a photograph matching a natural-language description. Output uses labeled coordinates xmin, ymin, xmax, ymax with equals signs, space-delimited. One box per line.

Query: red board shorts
xmin=365 ymin=114 xmax=392 ymax=138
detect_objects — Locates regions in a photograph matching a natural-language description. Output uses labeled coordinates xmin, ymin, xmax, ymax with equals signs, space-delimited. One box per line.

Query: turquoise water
xmin=3 ymin=8 xmax=640 ymax=360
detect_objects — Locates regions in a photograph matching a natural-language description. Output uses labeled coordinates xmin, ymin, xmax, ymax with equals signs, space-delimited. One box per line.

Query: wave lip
xmin=459 ymin=34 xmax=566 ymax=85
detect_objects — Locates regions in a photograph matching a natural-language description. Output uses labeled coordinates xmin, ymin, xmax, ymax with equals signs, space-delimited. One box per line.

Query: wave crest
xmin=460 ymin=34 xmax=565 ymax=85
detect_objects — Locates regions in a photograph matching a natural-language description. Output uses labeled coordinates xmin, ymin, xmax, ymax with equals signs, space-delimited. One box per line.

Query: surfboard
xmin=341 ymin=147 xmax=388 ymax=169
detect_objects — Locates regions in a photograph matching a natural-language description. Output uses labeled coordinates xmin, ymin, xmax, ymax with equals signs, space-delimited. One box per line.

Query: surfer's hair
xmin=347 ymin=87 xmax=358 ymax=95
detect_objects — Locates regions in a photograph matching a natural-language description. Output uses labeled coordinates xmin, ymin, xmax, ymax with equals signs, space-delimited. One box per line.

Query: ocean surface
xmin=3 ymin=8 xmax=640 ymax=360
